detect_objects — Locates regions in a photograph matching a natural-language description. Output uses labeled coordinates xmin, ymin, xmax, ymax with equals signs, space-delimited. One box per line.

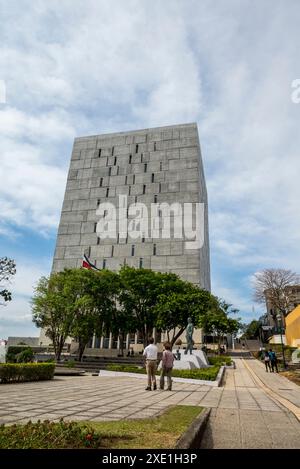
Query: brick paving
xmin=1 ymin=359 xmax=300 ymax=448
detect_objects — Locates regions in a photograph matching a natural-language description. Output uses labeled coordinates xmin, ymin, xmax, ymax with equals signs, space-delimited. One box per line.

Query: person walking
xmin=143 ymin=338 xmax=158 ymax=391
xmin=160 ymin=342 xmax=174 ymax=391
xmin=269 ymin=349 xmax=279 ymax=373
xmin=264 ymin=350 xmax=271 ymax=372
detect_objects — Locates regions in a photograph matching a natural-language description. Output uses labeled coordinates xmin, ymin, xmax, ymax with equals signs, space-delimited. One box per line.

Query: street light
xmin=276 ymin=313 xmax=287 ymax=369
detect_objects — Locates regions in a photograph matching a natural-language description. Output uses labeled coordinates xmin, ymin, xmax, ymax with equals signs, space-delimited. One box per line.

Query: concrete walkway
xmin=0 ymin=359 xmax=300 ymax=448
xmin=200 ymin=359 xmax=300 ymax=448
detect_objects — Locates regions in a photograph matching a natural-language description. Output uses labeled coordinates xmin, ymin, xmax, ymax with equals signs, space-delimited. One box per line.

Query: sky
xmin=0 ymin=0 xmax=300 ymax=339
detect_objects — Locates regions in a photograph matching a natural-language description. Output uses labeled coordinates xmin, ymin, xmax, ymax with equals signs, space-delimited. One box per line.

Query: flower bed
xmin=0 ymin=419 xmax=101 ymax=449
xmin=0 ymin=363 xmax=55 ymax=383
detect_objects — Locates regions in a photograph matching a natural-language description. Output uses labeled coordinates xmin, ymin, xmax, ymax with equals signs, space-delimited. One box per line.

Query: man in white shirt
xmin=143 ymin=338 xmax=158 ymax=390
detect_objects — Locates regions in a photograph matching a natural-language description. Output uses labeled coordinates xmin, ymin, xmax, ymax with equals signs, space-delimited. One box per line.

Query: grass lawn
xmin=0 ymin=406 xmax=202 ymax=449
xmin=85 ymin=405 xmax=203 ymax=449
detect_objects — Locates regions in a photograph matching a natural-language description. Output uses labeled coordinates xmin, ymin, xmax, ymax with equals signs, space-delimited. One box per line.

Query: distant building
xmin=285 ymin=305 xmax=300 ymax=348
xmin=40 ymin=123 xmax=211 ymax=354
xmin=7 ymin=337 xmax=39 ymax=348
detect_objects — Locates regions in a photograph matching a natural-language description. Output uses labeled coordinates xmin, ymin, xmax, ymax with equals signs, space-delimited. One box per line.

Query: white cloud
xmin=0 ymin=0 xmax=299 ymax=328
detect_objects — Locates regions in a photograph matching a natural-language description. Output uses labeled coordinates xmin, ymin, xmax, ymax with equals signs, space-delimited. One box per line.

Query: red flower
xmin=86 ymin=433 xmax=93 ymax=441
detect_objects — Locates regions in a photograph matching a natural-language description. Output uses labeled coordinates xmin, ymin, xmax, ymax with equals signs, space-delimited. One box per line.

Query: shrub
xmin=6 ymin=346 xmax=30 ymax=363
xmin=208 ymin=355 xmax=232 ymax=366
xmin=0 ymin=419 xmax=102 ymax=449
xmin=66 ymin=359 xmax=76 ymax=368
xmin=16 ymin=347 xmax=34 ymax=363
xmin=0 ymin=363 xmax=55 ymax=384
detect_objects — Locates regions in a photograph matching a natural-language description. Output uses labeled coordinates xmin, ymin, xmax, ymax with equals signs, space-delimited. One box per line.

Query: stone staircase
xmin=55 ymin=355 xmax=145 ymax=373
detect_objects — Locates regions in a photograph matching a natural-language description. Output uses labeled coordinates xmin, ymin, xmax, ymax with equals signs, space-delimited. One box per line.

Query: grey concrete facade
xmin=52 ymin=123 xmax=210 ymax=290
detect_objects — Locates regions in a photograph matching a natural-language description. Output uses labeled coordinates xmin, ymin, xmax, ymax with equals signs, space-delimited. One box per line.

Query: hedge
xmin=106 ymin=364 xmax=221 ymax=381
xmin=208 ymin=355 xmax=232 ymax=366
xmin=0 ymin=363 xmax=55 ymax=384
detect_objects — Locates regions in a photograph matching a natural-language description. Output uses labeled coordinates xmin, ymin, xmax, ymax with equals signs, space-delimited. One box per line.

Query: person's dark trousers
xmin=265 ymin=361 xmax=271 ymax=372
xmin=271 ymin=360 xmax=278 ymax=373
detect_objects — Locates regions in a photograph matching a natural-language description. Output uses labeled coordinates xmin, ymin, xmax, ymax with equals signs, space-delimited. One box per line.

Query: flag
xmin=82 ymin=254 xmax=100 ymax=271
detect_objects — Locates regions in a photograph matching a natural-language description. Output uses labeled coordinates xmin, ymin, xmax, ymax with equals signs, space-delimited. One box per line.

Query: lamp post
xmin=276 ymin=313 xmax=287 ymax=369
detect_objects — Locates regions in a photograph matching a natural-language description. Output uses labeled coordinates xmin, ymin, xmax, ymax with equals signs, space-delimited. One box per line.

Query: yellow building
xmin=285 ymin=305 xmax=300 ymax=347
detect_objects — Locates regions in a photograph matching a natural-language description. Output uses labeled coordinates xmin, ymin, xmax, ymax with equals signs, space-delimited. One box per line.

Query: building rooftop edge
xmin=74 ymin=122 xmax=198 ymax=141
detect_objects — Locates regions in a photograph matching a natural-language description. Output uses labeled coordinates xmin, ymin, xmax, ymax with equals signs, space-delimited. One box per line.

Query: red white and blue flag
xmin=82 ymin=254 xmax=100 ymax=271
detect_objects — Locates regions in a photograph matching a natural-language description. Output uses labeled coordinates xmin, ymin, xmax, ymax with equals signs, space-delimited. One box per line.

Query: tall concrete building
xmin=42 ymin=123 xmax=210 ymax=352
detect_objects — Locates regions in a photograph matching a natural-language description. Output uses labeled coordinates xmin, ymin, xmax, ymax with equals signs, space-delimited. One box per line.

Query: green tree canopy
xmin=32 ymin=271 xmax=75 ymax=361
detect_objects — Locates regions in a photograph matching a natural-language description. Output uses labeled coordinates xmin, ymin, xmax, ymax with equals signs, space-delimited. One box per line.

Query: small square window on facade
xmin=98 ymin=149 xmax=101 ymax=157
xmin=97 ymin=199 xmax=101 ymax=206
xmin=153 ymin=244 xmax=156 ymax=255
xmin=135 ymin=195 xmax=137 ymax=203
xmin=154 ymin=195 xmax=157 ymax=203
xmin=143 ymin=184 xmax=146 ymax=194
xmin=125 ymin=175 xmax=127 ymax=185
xmin=117 ymin=233 xmax=119 ymax=244
xmin=144 ymin=163 xmax=147 ymax=173
xmin=117 ymin=166 xmax=119 ymax=175
xmin=111 ymin=245 xmax=114 ymax=257
xmin=135 ymin=144 xmax=139 ymax=153
xmin=154 ymin=142 xmax=157 ymax=151
xmin=111 ymin=146 xmax=114 ymax=156
xmin=94 ymin=222 xmax=97 ymax=232
xmin=129 ymin=185 xmax=131 ymax=195
xmin=133 ymin=175 xmax=135 ymax=184
xmin=97 ymin=237 xmax=100 ymax=245
xmin=100 ymin=177 xmax=103 ymax=187
xmin=139 ymin=258 xmax=143 ymax=268
xmin=131 ymin=245 xmax=135 ymax=256
xmin=142 ymin=237 xmax=145 ymax=243
xmin=103 ymin=259 xmax=106 ymax=269
xmin=159 ymin=182 xmax=161 ymax=193
xmin=114 ymin=156 xmax=117 ymax=166
xmin=129 ymin=154 xmax=132 ymax=164
xmin=141 ymin=154 xmax=143 ymax=162
xmin=106 ymin=188 xmax=109 ymax=197
xmin=108 ymin=167 xmax=112 ymax=176
xmin=160 ymin=161 xmax=162 ymax=171
xmin=151 ymin=173 xmax=154 ymax=183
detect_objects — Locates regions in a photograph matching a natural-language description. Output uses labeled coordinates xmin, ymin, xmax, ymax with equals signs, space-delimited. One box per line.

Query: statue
xmin=184 ymin=317 xmax=194 ymax=355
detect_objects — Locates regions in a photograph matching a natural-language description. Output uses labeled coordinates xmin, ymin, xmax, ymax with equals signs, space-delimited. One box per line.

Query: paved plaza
xmin=0 ymin=359 xmax=300 ymax=448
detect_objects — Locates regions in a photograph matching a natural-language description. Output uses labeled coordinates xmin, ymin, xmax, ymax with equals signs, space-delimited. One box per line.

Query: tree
xmin=200 ymin=298 xmax=240 ymax=353
xmin=66 ymin=268 xmax=101 ymax=362
xmin=118 ymin=266 xmax=163 ymax=347
xmin=32 ymin=271 xmax=74 ymax=361
xmin=0 ymin=257 xmax=16 ymax=305
xmin=155 ymin=280 xmax=213 ymax=347
xmin=242 ymin=319 xmax=260 ymax=339
xmin=253 ymin=268 xmax=300 ymax=317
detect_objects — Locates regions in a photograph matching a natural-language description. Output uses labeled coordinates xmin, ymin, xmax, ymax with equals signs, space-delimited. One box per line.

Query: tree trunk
xmin=119 ymin=332 xmax=124 ymax=357
xmin=170 ymin=327 xmax=185 ymax=348
xmin=55 ymin=336 xmax=65 ymax=362
xmin=78 ymin=341 xmax=86 ymax=362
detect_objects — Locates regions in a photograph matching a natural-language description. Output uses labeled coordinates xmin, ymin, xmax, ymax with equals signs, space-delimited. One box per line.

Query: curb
xmin=175 ymin=408 xmax=211 ymax=449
